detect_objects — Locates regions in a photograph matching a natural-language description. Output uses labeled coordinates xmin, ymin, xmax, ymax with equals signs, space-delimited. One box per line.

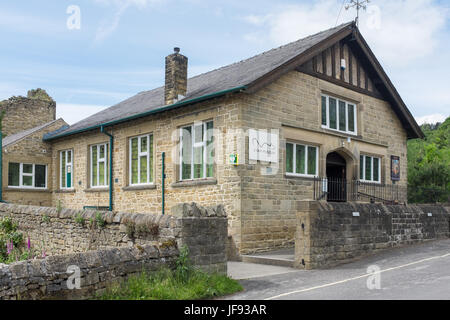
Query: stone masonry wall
xmin=0 ymin=89 xmax=56 ymax=137
xmin=0 ymin=244 xmax=177 ymax=300
xmin=0 ymin=202 xmax=227 ymax=274
xmin=239 ymin=70 xmax=409 ymax=254
xmin=3 ymin=119 xmax=67 ymax=207
xmin=295 ymin=201 xmax=450 ymax=269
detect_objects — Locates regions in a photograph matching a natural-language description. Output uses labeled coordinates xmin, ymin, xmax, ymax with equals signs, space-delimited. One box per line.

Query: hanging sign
xmin=249 ymin=129 xmax=278 ymax=163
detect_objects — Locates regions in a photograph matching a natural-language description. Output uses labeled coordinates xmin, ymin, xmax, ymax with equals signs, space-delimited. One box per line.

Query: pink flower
xmin=27 ymin=237 xmax=31 ymax=250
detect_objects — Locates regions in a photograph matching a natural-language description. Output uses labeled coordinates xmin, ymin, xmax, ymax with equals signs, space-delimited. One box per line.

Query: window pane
xmin=99 ymin=145 xmax=105 ymax=159
xmin=194 ymin=124 xmax=203 ymax=144
xmin=131 ymin=138 xmax=138 ymax=184
xmin=360 ymin=155 xmax=364 ymax=180
xmin=365 ymin=156 xmax=372 ymax=181
xmin=141 ymin=136 xmax=148 ymax=153
xmin=92 ymin=146 xmax=98 ymax=186
xmin=66 ymin=166 xmax=72 ymax=188
xmin=149 ymin=135 xmax=154 ymax=182
xmin=181 ymin=127 xmax=192 ymax=180
xmin=22 ymin=175 xmax=32 ymax=186
xmin=140 ymin=155 xmax=148 ymax=183
xmin=307 ymin=147 xmax=317 ymax=175
xmin=23 ymin=164 xmax=33 ymax=174
xmin=329 ymin=98 xmax=337 ymax=129
xmin=206 ymin=122 xmax=214 ymax=178
xmin=8 ymin=163 xmax=19 ymax=186
xmin=99 ymin=162 xmax=105 ymax=185
xmin=67 ymin=150 xmax=72 ymax=163
xmin=373 ymin=157 xmax=379 ymax=182
xmin=296 ymin=145 xmax=305 ymax=174
xmin=193 ymin=146 xmax=204 ymax=179
xmin=321 ymin=96 xmax=327 ymax=126
xmin=35 ymin=165 xmax=46 ymax=188
xmin=286 ymin=143 xmax=293 ymax=173
xmin=348 ymin=104 xmax=355 ymax=132
xmin=339 ymin=101 xmax=346 ymax=131
xmin=61 ymin=151 xmax=66 ymax=187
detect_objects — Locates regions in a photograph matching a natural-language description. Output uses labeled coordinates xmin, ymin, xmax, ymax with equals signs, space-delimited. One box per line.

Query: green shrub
xmin=74 ymin=213 xmax=85 ymax=226
xmin=95 ymin=212 xmax=106 ymax=229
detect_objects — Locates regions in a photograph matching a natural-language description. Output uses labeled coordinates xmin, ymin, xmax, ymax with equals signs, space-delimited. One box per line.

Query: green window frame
xmin=90 ymin=143 xmax=108 ymax=188
xmin=286 ymin=142 xmax=319 ymax=177
xmin=60 ymin=150 xmax=73 ymax=189
xmin=180 ymin=120 xmax=214 ymax=180
xmin=8 ymin=162 xmax=47 ymax=189
xmin=129 ymin=134 xmax=153 ymax=185
xmin=360 ymin=154 xmax=381 ymax=183
xmin=321 ymin=94 xmax=357 ymax=135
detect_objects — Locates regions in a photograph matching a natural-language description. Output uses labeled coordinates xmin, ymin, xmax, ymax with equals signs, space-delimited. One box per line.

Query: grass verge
xmin=98 ymin=245 xmax=242 ymax=300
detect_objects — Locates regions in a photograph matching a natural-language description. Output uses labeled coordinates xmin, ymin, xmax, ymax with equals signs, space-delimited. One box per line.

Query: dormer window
xmin=321 ymin=94 xmax=357 ymax=135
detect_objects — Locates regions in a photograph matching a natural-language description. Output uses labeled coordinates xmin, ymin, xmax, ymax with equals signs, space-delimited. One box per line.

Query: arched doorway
xmin=326 ymin=152 xmax=347 ymax=202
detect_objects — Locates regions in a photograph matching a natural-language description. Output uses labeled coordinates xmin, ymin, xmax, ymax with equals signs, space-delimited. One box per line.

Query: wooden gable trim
xmin=352 ymin=29 xmax=423 ymax=139
xmin=245 ymin=24 xmax=354 ymax=94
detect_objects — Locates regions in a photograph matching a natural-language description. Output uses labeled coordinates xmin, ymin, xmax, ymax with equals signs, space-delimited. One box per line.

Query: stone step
xmin=240 ymin=255 xmax=294 ymax=268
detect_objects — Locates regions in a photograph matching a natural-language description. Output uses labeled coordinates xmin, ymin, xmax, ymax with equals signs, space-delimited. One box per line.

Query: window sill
xmin=122 ymin=184 xmax=157 ymax=191
xmin=54 ymin=189 xmax=76 ymax=193
xmin=171 ymin=178 xmax=217 ymax=188
xmin=4 ymin=187 xmax=51 ymax=193
xmin=84 ymin=187 xmax=109 ymax=193
xmin=285 ymin=174 xmax=318 ymax=180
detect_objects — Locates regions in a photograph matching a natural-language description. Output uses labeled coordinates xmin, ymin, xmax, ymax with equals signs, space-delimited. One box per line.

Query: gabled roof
xmin=3 ymin=119 xmax=65 ymax=147
xmin=44 ymin=21 xmax=423 ymax=140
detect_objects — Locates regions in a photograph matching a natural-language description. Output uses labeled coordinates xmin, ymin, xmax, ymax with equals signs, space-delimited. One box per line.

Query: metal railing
xmin=313 ymin=177 xmax=405 ymax=204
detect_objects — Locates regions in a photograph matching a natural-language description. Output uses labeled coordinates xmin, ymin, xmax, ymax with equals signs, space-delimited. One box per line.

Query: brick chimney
xmin=165 ymin=47 xmax=188 ymax=105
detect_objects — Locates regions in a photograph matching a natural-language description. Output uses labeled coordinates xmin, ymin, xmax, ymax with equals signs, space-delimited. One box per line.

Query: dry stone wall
xmin=0 ymin=202 xmax=227 ymax=299
xmin=0 ymin=244 xmax=177 ymax=300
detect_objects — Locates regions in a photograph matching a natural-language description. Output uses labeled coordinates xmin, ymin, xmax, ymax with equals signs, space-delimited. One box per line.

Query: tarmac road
xmin=227 ymin=239 xmax=450 ymax=300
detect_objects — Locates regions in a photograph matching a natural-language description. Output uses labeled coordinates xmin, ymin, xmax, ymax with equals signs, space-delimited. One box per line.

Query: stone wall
xmin=0 ymin=244 xmax=177 ymax=300
xmin=295 ymin=201 xmax=450 ymax=269
xmin=239 ymin=70 xmax=409 ymax=254
xmin=3 ymin=119 xmax=67 ymax=207
xmin=0 ymin=89 xmax=56 ymax=137
xmin=0 ymin=202 xmax=227 ymax=274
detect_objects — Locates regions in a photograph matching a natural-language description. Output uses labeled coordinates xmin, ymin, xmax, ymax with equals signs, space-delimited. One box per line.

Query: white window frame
xmin=179 ymin=120 xmax=213 ymax=181
xmin=321 ymin=94 xmax=357 ymax=135
xmin=8 ymin=163 xmax=47 ymax=189
xmin=360 ymin=154 xmax=381 ymax=184
xmin=285 ymin=142 xmax=319 ymax=178
xmin=129 ymin=134 xmax=153 ymax=186
xmin=60 ymin=149 xmax=73 ymax=190
xmin=90 ymin=143 xmax=108 ymax=188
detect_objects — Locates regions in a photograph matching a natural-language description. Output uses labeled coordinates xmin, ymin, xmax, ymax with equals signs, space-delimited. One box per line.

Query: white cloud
xmin=415 ymin=114 xmax=448 ymax=125
xmin=94 ymin=0 xmax=165 ymax=43
xmin=243 ymin=0 xmax=448 ymax=66
xmin=56 ymin=103 xmax=108 ymax=125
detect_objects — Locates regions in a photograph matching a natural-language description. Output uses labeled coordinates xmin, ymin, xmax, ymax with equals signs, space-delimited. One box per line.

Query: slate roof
xmin=45 ymin=22 xmax=355 ymax=140
xmin=3 ymin=119 xmax=65 ymax=147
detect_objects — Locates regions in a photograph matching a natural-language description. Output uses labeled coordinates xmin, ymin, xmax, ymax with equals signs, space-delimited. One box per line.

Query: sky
xmin=0 ymin=0 xmax=449 ymax=125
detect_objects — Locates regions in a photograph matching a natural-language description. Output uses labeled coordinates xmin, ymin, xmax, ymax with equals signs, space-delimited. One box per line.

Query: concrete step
xmin=240 ymin=248 xmax=295 ymax=267
xmin=240 ymin=255 xmax=294 ymax=268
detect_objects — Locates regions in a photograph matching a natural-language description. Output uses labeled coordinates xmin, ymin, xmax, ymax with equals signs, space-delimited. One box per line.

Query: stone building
xmin=39 ymin=22 xmax=422 ymax=256
xmin=0 ymin=89 xmax=67 ymax=206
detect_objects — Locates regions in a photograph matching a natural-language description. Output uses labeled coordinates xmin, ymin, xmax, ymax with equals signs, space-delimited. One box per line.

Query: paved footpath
xmin=226 ymin=239 xmax=450 ymax=300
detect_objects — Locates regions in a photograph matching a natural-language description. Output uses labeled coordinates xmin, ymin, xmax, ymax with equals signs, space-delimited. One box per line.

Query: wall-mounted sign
xmin=249 ymin=129 xmax=278 ymax=163
xmin=391 ymin=155 xmax=400 ymax=181
xmin=229 ymin=154 xmax=238 ymax=166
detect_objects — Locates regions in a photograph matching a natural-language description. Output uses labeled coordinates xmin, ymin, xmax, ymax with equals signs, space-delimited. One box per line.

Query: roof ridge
xmin=187 ymin=21 xmax=354 ymax=81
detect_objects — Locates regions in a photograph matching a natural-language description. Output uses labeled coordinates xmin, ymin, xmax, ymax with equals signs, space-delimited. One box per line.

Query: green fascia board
xmin=44 ymin=86 xmax=247 ymax=141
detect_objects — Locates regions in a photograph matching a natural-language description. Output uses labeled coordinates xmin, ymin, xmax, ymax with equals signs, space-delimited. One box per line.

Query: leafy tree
xmin=407 ymin=117 xmax=450 ymax=203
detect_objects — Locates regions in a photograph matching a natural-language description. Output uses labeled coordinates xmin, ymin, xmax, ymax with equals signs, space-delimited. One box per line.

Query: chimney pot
xmin=174 ymin=47 xmax=180 ymax=54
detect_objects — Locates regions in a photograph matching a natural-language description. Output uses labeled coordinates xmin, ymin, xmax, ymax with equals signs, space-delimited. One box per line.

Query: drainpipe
xmin=100 ymin=126 xmax=114 ymax=211
xmin=162 ymin=152 xmax=166 ymax=215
